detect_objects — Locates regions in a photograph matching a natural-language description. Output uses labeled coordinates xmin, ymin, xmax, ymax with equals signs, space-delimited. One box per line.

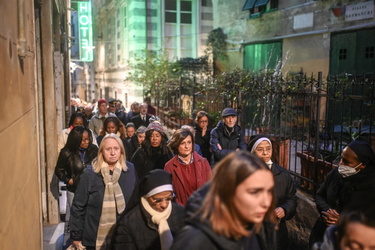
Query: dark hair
xmin=142 ymin=129 xmax=171 ymax=157
xmin=195 ymin=110 xmax=209 ymax=124
xmin=168 ymin=129 xmax=195 ymax=155
xmin=126 ymin=122 xmax=135 ymax=129
xmin=200 ymin=151 xmax=276 ymax=239
xmin=68 ymin=112 xmax=88 ymax=128
xmin=64 ymin=126 xmax=93 ymax=152
xmin=337 ymin=205 xmax=375 ymax=242
xmin=99 ymin=116 xmax=126 ymax=138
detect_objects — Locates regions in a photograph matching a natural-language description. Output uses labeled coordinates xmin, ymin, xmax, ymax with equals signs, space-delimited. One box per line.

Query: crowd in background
xmin=54 ymin=97 xmax=375 ymax=250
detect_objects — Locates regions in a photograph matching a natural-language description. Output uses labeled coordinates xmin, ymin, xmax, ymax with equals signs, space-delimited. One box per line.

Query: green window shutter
xmin=244 ymin=42 xmax=282 ymax=72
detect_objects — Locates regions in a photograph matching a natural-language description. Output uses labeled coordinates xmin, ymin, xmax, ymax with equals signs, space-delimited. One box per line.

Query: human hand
xmin=202 ymin=127 xmax=207 ymax=137
xmin=322 ymin=209 xmax=339 ymax=226
xmin=236 ymin=148 xmax=240 ymax=151
xmin=68 ymin=178 xmax=74 ymax=185
xmin=217 ymin=144 xmax=222 ymax=150
xmin=73 ymin=241 xmax=82 ymax=249
xmin=275 ymin=207 xmax=285 ymax=219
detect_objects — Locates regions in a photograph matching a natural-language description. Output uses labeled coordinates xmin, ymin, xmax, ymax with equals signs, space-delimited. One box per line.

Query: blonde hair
xmin=200 ymin=151 xmax=276 ymax=239
xmin=92 ymin=133 xmax=127 ymax=173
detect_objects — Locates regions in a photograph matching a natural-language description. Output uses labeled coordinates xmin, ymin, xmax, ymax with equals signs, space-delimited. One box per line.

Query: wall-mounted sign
xmin=78 ymin=1 xmax=93 ymax=62
xmin=345 ymin=1 xmax=374 ymax=22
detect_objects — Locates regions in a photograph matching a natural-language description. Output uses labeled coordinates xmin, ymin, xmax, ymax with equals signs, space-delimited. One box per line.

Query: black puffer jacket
xmin=210 ymin=121 xmax=246 ymax=164
xmin=54 ymin=144 xmax=98 ymax=192
xmin=127 ymin=135 xmax=140 ymax=159
xmin=113 ymin=202 xmax=185 ymax=250
xmin=171 ymin=184 xmax=277 ymax=250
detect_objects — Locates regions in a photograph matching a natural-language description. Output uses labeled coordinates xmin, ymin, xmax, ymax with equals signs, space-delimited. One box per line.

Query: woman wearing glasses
xmin=165 ymin=128 xmax=211 ymax=206
xmin=114 ymin=169 xmax=185 ymax=250
xmin=247 ymin=134 xmax=297 ymax=250
xmin=70 ymin=134 xmax=137 ymax=249
xmin=194 ymin=111 xmax=212 ymax=162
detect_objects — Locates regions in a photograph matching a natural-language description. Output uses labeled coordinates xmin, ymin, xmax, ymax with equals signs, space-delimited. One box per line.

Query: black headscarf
xmin=347 ymin=140 xmax=375 ymax=168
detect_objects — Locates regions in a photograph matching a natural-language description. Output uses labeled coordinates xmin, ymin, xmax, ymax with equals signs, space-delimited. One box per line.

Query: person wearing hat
xmin=309 ymin=140 xmax=375 ymax=248
xmin=247 ymin=134 xmax=297 ymax=250
xmin=209 ymin=108 xmax=247 ymax=165
xmin=113 ymin=169 xmax=185 ymax=250
xmin=89 ymin=98 xmax=117 ymax=137
xmin=130 ymin=122 xmax=173 ymax=179
xmin=108 ymin=98 xmax=118 ymax=114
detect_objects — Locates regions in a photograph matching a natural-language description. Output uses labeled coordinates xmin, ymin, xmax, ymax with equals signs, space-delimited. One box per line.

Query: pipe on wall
xmin=17 ymin=0 xmax=27 ymax=58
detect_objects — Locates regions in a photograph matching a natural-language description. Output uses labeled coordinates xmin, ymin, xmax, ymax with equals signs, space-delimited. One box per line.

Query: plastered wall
xmin=0 ymin=0 xmax=42 ymax=248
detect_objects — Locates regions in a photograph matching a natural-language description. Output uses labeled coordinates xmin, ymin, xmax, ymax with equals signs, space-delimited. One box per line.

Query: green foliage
xmin=205 ymin=28 xmax=227 ymax=60
xmin=125 ymin=50 xmax=182 ymax=100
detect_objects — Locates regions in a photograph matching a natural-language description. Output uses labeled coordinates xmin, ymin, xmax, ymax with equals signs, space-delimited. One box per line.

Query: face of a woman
xmin=254 ymin=141 xmax=272 ymax=163
xmin=340 ymin=147 xmax=363 ymax=169
xmin=150 ymin=130 xmax=162 ymax=147
xmin=72 ymin=117 xmax=84 ymax=127
xmin=233 ymin=169 xmax=274 ymax=224
xmin=146 ymin=191 xmax=173 ymax=212
xmin=178 ymin=135 xmax=193 ymax=157
xmin=106 ymin=122 xmax=118 ymax=134
xmin=80 ymin=131 xmax=90 ymax=149
xmin=137 ymin=133 xmax=146 ymax=144
xmin=102 ymin=138 xmax=122 ymax=165
xmin=127 ymin=127 xmax=135 ymax=138
xmin=340 ymin=222 xmax=375 ymax=250
xmin=197 ymin=116 xmax=209 ymax=129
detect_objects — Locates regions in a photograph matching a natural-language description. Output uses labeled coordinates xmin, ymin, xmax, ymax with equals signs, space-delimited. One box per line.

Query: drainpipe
xmin=18 ymin=0 xmax=27 ymax=59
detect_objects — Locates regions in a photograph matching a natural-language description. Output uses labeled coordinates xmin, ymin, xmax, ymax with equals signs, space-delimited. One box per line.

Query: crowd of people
xmin=54 ymin=97 xmax=375 ymax=250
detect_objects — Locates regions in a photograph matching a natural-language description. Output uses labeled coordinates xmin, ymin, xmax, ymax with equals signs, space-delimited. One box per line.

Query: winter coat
xmin=88 ymin=112 xmax=117 ymax=137
xmin=210 ymin=121 xmax=247 ymax=165
xmin=271 ymin=163 xmax=297 ymax=250
xmin=171 ymin=184 xmax=277 ymax=250
xmin=113 ymin=202 xmax=185 ymax=250
xmin=131 ymin=114 xmax=152 ymax=129
xmin=164 ymin=152 xmax=211 ymax=206
xmin=309 ymin=166 xmax=375 ymax=247
xmin=70 ymin=162 xmax=138 ymax=248
xmin=127 ymin=135 xmax=140 ymax=159
xmin=312 ymin=225 xmax=338 ymax=250
xmin=131 ymin=146 xmax=173 ymax=179
xmin=195 ymin=125 xmax=212 ymax=161
xmin=54 ymin=144 xmax=98 ymax=192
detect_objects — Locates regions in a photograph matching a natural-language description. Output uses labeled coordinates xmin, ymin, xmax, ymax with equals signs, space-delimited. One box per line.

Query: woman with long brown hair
xmin=171 ymin=151 xmax=277 ymax=250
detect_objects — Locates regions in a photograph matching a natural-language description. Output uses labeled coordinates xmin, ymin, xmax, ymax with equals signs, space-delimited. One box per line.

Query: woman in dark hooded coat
xmin=309 ymin=140 xmax=375 ymax=248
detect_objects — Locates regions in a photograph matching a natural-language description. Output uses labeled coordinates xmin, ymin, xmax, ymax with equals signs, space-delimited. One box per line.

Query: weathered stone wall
xmin=287 ymin=190 xmax=320 ymax=250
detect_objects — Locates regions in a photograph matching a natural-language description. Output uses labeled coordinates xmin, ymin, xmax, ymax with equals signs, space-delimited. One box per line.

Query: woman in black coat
xmin=55 ymin=126 xmax=98 ymax=222
xmin=70 ymin=134 xmax=138 ymax=249
xmin=309 ymin=140 xmax=375 ymax=248
xmin=194 ymin=111 xmax=212 ymax=162
xmin=247 ymin=134 xmax=297 ymax=250
xmin=130 ymin=122 xmax=173 ymax=179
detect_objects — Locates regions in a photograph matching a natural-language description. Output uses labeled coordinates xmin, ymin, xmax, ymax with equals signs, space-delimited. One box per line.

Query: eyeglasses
xmin=150 ymin=194 xmax=175 ymax=204
xmin=198 ymin=120 xmax=208 ymax=123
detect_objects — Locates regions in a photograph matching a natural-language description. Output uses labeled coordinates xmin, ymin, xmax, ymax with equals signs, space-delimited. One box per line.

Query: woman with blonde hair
xmin=70 ymin=134 xmax=138 ymax=249
xmin=171 ymin=151 xmax=277 ymax=250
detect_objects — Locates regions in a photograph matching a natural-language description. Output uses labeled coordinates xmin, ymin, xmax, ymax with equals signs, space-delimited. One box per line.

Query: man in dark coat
xmin=210 ymin=108 xmax=247 ymax=165
xmin=114 ymin=170 xmax=185 ymax=250
xmin=131 ymin=103 xmax=152 ymax=129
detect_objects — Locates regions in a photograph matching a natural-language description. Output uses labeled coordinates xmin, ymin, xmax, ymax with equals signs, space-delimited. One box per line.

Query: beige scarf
xmin=141 ymin=197 xmax=173 ymax=250
xmin=95 ymin=162 xmax=126 ymax=249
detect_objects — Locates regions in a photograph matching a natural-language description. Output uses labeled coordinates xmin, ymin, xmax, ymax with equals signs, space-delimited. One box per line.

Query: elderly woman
xmin=194 ymin=111 xmax=212 ymax=161
xmin=127 ymin=126 xmax=146 ymax=159
xmin=309 ymin=140 xmax=375 ymax=248
xmin=131 ymin=122 xmax=173 ymax=179
xmin=96 ymin=116 xmax=131 ymax=156
xmin=70 ymin=134 xmax=137 ymax=249
xmin=55 ymin=126 xmax=98 ymax=223
xmin=247 ymin=134 xmax=297 ymax=250
xmin=165 ymin=129 xmax=211 ymax=206
xmin=171 ymin=151 xmax=277 ymax=250
xmin=114 ymin=169 xmax=185 ymax=250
